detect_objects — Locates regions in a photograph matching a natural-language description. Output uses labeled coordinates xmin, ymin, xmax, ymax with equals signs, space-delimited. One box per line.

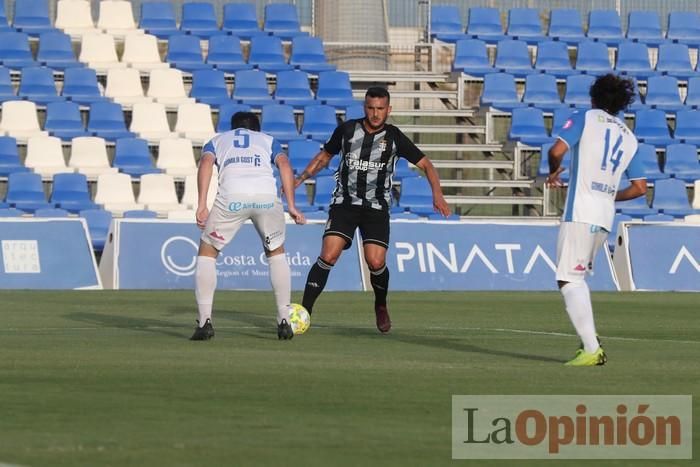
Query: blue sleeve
xmin=557 ymin=111 xmax=586 ymax=149
xmin=202 ymin=140 xmax=215 ymax=156
xmin=270 ymin=138 xmax=283 ymax=163
xmin=625 ymin=146 xmax=645 ymax=180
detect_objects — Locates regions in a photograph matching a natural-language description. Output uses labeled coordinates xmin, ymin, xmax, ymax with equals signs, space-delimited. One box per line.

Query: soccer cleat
xmin=277 ymin=319 xmax=294 ymax=340
xmin=564 ymin=347 xmax=607 ymax=366
xmin=190 ymin=319 xmax=215 ymax=341
xmin=374 ymin=304 xmax=391 ymax=333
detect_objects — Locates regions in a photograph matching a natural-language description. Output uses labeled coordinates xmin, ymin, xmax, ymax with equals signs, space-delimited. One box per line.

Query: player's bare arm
xmin=196 ymin=152 xmax=215 ymax=229
xmin=294 ymin=149 xmax=334 ymax=187
xmin=416 ymin=157 xmax=451 ymax=217
xmin=276 ymin=153 xmax=306 ymax=225
xmin=615 ymin=178 xmax=647 ymax=201
xmin=545 ymin=139 xmax=568 ymax=187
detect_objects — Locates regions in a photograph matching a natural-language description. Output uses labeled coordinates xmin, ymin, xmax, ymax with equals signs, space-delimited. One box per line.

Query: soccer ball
xmin=288 ymin=303 xmax=310 ymax=335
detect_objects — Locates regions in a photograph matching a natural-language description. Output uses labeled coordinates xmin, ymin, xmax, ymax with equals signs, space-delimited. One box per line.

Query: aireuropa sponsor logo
xmin=452 ymin=396 xmax=692 ymax=459
xmin=228 ymin=201 xmax=275 ymax=212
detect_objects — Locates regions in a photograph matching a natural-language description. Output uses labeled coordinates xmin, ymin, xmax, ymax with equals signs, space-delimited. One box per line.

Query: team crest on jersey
xmin=378 ymin=139 xmax=387 ymax=151
xmin=563 ymin=119 xmax=573 ymax=129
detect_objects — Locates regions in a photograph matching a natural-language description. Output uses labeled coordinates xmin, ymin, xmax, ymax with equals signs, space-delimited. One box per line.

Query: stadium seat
xmin=506 ymin=8 xmax=544 ymax=44
xmin=643 ymin=213 xmax=675 ymax=222
xmin=551 ymin=107 xmax=575 ymax=139
xmin=165 ymin=34 xmax=209 ymax=72
xmin=548 ymin=9 xmax=585 ymax=45
xmin=6 ymin=172 xmax=52 ymax=212
xmin=222 ymin=3 xmax=264 ymax=40
xmin=261 ymin=104 xmax=303 ymax=143
xmin=664 ymin=144 xmax=700 ymax=182
xmin=686 ymin=77 xmax=700 ymax=108
xmin=0 ymin=31 xmax=36 ymax=70
xmin=175 ymin=103 xmax=216 ymax=145
xmin=232 ymin=70 xmax=274 ymax=107
xmin=88 ymin=101 xmax=134 ymax=141
xmin=651 ymin=177 xmax=696 ymax=217
xmin=344 ymin=103 xmax=364 ymax=120
xmin=17 ymin=67 xmax=62 ymax=105
xmin=249 ymin=36 xmax=293 ymax=73
xmin=317 ymin=71 xmax=356 ymax=109
xmin=0 ymin=136 xmax=28 ymax=177
xmin=139 ymin=2 xmax=178 ymax=39
xmin=206 ymin=35 xmax=251 ymax=73
xmin=644 ymin=76 xmax=684 ymax=111
xmin=313 ymin=175 xmax=337 ymax=208
xmin=130 ymin=102 xmax=177 ymax=143
xmin=634 ymin=109 xmax=674 ymax=146
xmin=182 ymin=172 xmax=217 ymax=210
xmin=586 ymin=10 xmax=623 ymax=45
xmin=62 ymin=68 xmax=104 ymax=105
xmin=13 ymin=0 xmax=53 ymax=37
xmin=263 ymin=3 xmax=307 ymax=40
xmin=123 ymin=209 xmax=159 ymax=219
xmin=113 ymin=137 xmax=161 ymax=177
xmin=0 ymin=101 xmax=47 ymax=142
xmin=429 ymin=5 xmax=466 ymax=43
xmin=97 ymin=0 xmax=141 ymax=38
xmin=452 ymin=39 xmax=492 ymax=77
xmin=55 ymin=0 xmax=98 ymax=38
xmin=508 ymin=107 xmax=553 ymax=146
xmin=181 ymin=2 xmax=224 ymax=39
xmin=284 ymin=184 xmax=315 ymax=211
xmin=480 ymin=73 xmax=522 ymax=111
xmin=216 ymin=103 xmax=252 ymax=133
xmin=274 ymin=70 xmax=315 ymax=108
xmin=190 ymin=69 xmax=229 ymax=107
xmin=616 ymin=177 xmax=655 ymax=217
xmin=399 ymin=176 xmax=434 ymax=215
xmin=156 ymin=138 xmax=197 ymax=178
xmin=104 ymin=68 xmax=150 ymax=107
xmin=301 ymin=105 xmax=337 ymax=141
xmin=0 ymin=66 xmax=15 ymax=102
xmin=122 ymin=33 xmax=169 ymax=72
xmin=522 ymin=73 xmax=563 ymax=111
xmin=79 ymin=32 xmax=125 ymax=73
xmin=393 ymin=158 xmax=419 ymax=181
xmin=290 ymin=36 xmax=336 ymax=74
xmin=287 ymin=139 xmax=321 ymax=174
xmin=494 ymin=40 xmax=533 ymax=76
xmin=673 ymin=110 xmax=700 ymax=144
xmin=666 ymin=11 xmax=700 ymax=45
xmin=626 ymin=11 xmax=664 ymax=45
xmin=635 ymin=143 xmax=667 ymax=181
xmin=37 ymin=31 xmax=83 ymax=70
xmin=24 ymin=136 xmax=73 ymax=178
xmin=538 ymin=143 xmax=570 ymax=183
xmin=686 ymin=213 xmax=700 ymax=223
xmin=575 ymin=40 xmax=613 ymax=75
xmin=0 ymin=208 xmax=25 ymax=217
xmin=44 ymin=101 xmax=89 ymax=140
xmin=136 ymin=173 xmax=182 ymax=214
xmin=694 ymin=180 xmax=700 ymax=210
xmin=0 ymin=1 xmax=9 ymax=32
xmin=50 ymin=173 xmax=97 ymax=213
xmin=69 ymin=136 xmax=117 ymax=177
xmin=656 ymin=43 xmax=695 ymax=79
xmin=79 ymin=209 xmax=113 ymax=251
xmin=34 ymin=207 xmax=70 ymax=218
xmin=534 ymin=40 xmax=575 ymax=77
xmin=94 ymin=173 xmax=144 ymax=213
xmin=146 ymin=68 xmax=195 ymax=108
xmin=466 ymin=7 xmax=505 ymax=44
xmin=615 ymin=41 xmax=655 ymax=79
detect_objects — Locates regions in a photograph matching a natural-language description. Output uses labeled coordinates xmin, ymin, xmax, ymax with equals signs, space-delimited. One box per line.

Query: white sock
xmin=268 ymin=254 xmax=291 ymax=324
xmin=561 ymin=282 xmax=599 ymax=353
xmin=195 ymin=256 xmax=217 ymax=326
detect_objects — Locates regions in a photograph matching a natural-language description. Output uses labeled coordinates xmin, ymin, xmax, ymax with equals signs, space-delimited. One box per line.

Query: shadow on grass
xmin=65 ymin=311 xmax=186 ymax=338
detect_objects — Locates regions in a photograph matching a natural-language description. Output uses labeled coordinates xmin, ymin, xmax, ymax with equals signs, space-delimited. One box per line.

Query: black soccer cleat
xmin=277 ymin=319 xmax=294 ymax=340
xmin=190 ymin=319 xmax=215 ymax=341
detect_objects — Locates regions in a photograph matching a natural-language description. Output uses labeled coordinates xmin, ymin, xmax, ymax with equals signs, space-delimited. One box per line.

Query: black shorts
xmin=323 ymin=205 xmax=390 ymax=250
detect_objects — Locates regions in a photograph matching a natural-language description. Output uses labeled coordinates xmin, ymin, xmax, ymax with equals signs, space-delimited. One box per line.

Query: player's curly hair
xmin=231 ymin=112 xmax=261 ymax=131
xmin=589 ymin=74 xmax=636 ymax=115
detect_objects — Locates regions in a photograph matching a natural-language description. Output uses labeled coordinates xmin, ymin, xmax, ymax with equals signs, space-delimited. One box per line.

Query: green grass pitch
xmin=0 ymin=291 xmax=697 ymax=467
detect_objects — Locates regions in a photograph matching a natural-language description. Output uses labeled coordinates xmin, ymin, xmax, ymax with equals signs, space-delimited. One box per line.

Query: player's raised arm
xmin=276 ymin=152 xmax=306 ymax=225
xmin=196 ymin=150 xmax=215 ymax=229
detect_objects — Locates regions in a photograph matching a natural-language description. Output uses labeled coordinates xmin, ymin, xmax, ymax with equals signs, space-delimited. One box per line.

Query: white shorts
xmin=202 ymin=194 xmax=286 ymax=251
xmin=555 ymin=221 xmax=608 ymax=283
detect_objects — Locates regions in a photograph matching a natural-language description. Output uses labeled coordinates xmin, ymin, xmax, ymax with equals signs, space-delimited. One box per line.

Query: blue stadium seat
xmin=62 ymin=68 xmax=103 ymax=105
xmin=80 ymin=209 xmax=113 ymax=251
xmin=249 ymin=35 xmax=293 ymax=73
xmin=643 ymin=213 xmax=675 ymax=222
xmin=626 ymin=11 xmax=664 ymax=45
xmin=12 ymin=0 xmax=54 ymax=37
xmin=430 ymin=5 xmax=466 ymax=43
xmin=123 ymin=209 xmax=158 ymax=219
xmin=548 ymin=9 xmax=585 ymax=45
xmin=0 ymin=136 xmax=28 ymax=176
xmin=34 ymin=207 xmax=71 ymax=217
xmin=522 ymin=73 xmax=563 ymax=111
xmin=0 ymin=208 xmax=24 ymax=217
xmin=0 ymin=66 xmax=16 ymax=102
xmin=551 ymin=107 xmax=574 ymax=139
xmin=673 ymin=110 xmax=700 ymax=144
xmin=274 ymin=70 xmax=315 ymax=108
xmin=180 ymin=2 xmax=224 ymax=39
xmin=190 ymin=69 xmax=230 ymax=107
xmin=261 ymin=104 xmax=303 ymax=143
xmin=626 ymin=77 xmax=645 ymax=111
xmin=656 ymin=43 xmax=695 ymax=79
xmin=575 ymin=40 xmax=612 ymax=75
xmin=393 ymin=158 xmax=419 ymax=181
xmin=466 ymin=7 xmax=505 ymax=44
xmin=216 ymin=103 xmax=252 ymax=132
xmin=206 ymin=35 xmax=251 ymax=73
xmin=344 ymin=102 xmax=364 ymax=120
xmin=283 ymin=184 xmax=315 ymax=212
xmin=534 ymin=40 xmax=575 ymax=77
xmin=287 ymin=139 xmax=322 ymax=175
xmin=666 ymin=12 xmax=700 ymax=46
xmin=506 ymin=8 xmax=544 ymax=44
xmin=480 ymin=72 xmax=522 ymax=111
xmin=222 ymin=3 xmax=264 ymax=40
xmin=508 ymin=107 xmax=553 ymax=146
xmin=686 ymin=77 xmax=700 ymax=108
xmin=113 ymin=138 xmax=161 ymax=177
xmin=615 ymin=41 xmax=655 ymax=80
xmin=18 ymin=66 xmax=63 ymax=105
xmin=651 ymin=178 xmax=695 ymax=217
xmin=616 ymin=177 xmax=656 ymax=217
xmin=37 ymin=31 xmax=82 ymax=70
xmin=317 ymin=71 xmax=356 ymax=109
xmin=0 ymin=31 xmax=36 ymax=70
xmin=494 ymin=40 xmax=533 ymax=76
xmin=50 ymin=173 xmax=98 ymax=213
xmin=664 ymin=144 xmax=700 ymax=182
xmin=263 ymin=3 xmax=307 ymax=40
xmin=301 ymin=105 xmax=337 ymax=141
xmin=232 ymin=70 xmax=274 ymax=107
xmin=140 ymin=2 xmax=179 ymax=39
xmin=452 ymin=39 xmax=492 ymax=77
xmin=166 ymin=34 xmax=210 ymax=72
xmin=5 ymin=172 xmax=52 ymax=213
xmin=635 ymin=143 xmax=667 ymax=181
xmin=634 ymin=109 xmax=674 ymax=146
xmin=289 ymin=36 xmax=336 ymax=74
xmin=44 ymin=101 xmax=89 ymax=140
xmin=538 ymin=142 xmax=570 ymax=183
xmin=399 ymin=176 xmax=434 ymax=215
xmin=644 ymin=76 xmax=684 ymax=111
xmin=313 ymin=175 xmax=337 ymax=208
xmin=586 ymin=10 xmax=623 ymax=45
xmin=427 ymin=213 xmax=460 ymax=221
xmin=88 ymin=102 xmax=135 ymax=141
xmin=0 ymin=1 xmax=9 ymax=32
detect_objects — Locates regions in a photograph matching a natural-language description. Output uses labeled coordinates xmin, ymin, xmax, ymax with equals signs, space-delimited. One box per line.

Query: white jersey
xmin=557 ymin=109 xmax=644 ymax=231
xmin=202 ymin=129 xmax=283 ymax=202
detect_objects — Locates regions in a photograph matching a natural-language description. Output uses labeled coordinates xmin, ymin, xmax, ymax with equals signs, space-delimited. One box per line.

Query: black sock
xmin=369 ymin=264 xmax=389 ymax=307
xmin=302 ymin=257 xmax=333 ymax=313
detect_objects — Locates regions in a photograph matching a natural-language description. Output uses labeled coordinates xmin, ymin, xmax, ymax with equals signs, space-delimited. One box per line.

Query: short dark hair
xmin=365 ymin=86 xmax=390 ymax=103
xmin=230 ymin=112 xmax=260 ymax=131
xmin=589 ymin=74 xmax=636 ymax=115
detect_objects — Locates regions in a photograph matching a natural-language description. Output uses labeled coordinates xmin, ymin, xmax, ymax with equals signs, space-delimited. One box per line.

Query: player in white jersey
xmin=190 ymin=112 xmax=305 ymax=341
xmin=546 ymin=74 xmax=647 ymax=366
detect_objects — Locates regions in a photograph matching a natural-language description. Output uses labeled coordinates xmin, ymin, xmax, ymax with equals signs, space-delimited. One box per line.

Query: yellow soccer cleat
xmin=564 ymin=347 xmax=607 ymax=366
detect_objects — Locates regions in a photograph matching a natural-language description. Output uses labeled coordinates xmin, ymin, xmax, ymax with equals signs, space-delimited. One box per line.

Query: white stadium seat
xmin=97 ymin=0 xmax=143 ymax=39
xmin=122 ymin=33 xmax=169 ymax=72
xmin=55 ymin=0 xmax=100 ymax=38
xmin=182 ymin=172 xmax=217 ymax=210
xmin=146 ymin=68 xmax=195 ymax=108
xmin=25 ymin=136 xmax=74 ymax=178
xmin=94 ymin=172 xmax=145 ymax=214
xmin=69 ymin=136 xmax=118 ymax=178
xmin=104 ymin=68 xmax=151 ymax=107
xmin=130 ymin=102 xmax=177 ymax=143
xmin=0 ymin=101 xmax=48 ymax=142
xmin=79 ymin=32 xmax=126 ymax=73
xmin=175 ymin=103 xmax=216 ymax=145
xmin=693 ymin=180 xmax=700 ymax=210
xmin=156 ymin=138 xmax=197 ymax=178
xmin=136 ymin=173 xmax=183 ymax=214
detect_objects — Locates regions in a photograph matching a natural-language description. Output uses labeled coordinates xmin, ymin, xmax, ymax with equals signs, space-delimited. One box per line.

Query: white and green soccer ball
xmin=288 ymin=303 xmax=310 ymax=335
